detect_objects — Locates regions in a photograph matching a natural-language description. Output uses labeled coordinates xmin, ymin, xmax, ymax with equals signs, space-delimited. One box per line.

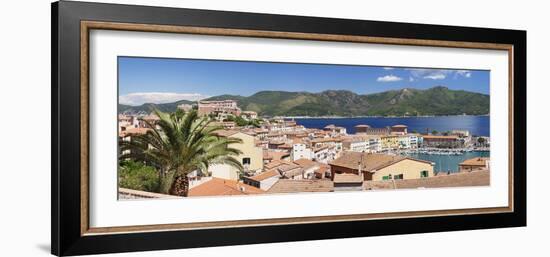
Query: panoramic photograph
xmin=117 ymin=57 xmax=491 ymax=199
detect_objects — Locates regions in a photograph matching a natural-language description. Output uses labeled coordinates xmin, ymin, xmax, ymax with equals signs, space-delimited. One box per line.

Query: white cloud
xmin=407 ymin=68 xmax=473 ymax=80
xmin=423 ymin=73 xmax=446 ymax=80
xmin=377 ymin=75 xmax=403 ymax=82
xmin=119 ymin=92 xmax=208 ymax=106
xmin=409 ymin=76 xmax=414 ymax=82
xmin=383 ymin=67 xmax=395 ymax=70
xmin=455 ymin=70 xmax=472 ymax=78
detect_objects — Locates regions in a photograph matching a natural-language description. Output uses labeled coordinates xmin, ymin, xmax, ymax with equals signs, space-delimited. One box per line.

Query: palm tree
xmin=120 ymin=109 xmax=244 ymax=196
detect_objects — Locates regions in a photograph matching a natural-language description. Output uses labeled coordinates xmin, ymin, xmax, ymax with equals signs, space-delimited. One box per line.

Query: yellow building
xmin=380 ymin=135 xmax=399 ymax=150
xmin=371 ymin=158 xmax=434 ymax=180
xmin=329 ymin=152 xmax=434 ymax=181
xmin=208 ymin=130 xmax=264 ymax=180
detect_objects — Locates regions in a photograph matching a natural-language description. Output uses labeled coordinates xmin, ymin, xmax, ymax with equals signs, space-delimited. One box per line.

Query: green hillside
xmin=119 ymin=86 xmax=489 ymax=117
xmin=205 ymin=86 xmax=489 ymax=116
xmin=118 ymin=99 xmax=194 ymax=114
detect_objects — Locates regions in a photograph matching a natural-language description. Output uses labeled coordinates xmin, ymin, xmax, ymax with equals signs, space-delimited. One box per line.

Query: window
xmin=394 ymin=174 xmax=403 ymax=180
xmin=382 ymin=174 xmax=392 ymax=180
xmin=242 ymin=157 xmax=251 ymax=165
xmin=420 ymin=170 xmax=429 ymax=178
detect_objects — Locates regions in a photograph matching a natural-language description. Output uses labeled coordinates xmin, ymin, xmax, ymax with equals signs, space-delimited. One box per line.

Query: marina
xmin=401 ymin=150 xmax=490 ymax=173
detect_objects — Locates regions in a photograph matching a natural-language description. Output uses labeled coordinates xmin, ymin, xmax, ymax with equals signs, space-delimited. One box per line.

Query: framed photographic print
xmin=51 ymin=1 xmax=526 ymax=256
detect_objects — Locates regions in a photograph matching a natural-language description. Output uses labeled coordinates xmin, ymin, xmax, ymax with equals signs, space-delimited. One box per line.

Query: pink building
xmin=197 ymin=100 xmax=242 ymax=116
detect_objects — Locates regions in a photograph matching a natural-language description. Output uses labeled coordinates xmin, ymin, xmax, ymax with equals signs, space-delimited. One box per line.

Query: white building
xmin=409 ymin=134 xmax=419 ymax=148
xmin=313 ymin=146 xmax=336 ymax=164
xmin=398 ymin=135 xmax=411 ymax=149
xmin=342 ymin=139 xmax=369 ymax=152
xmin=291 ymin=143 xmax=313 ymax=161
xmin=365 ymin=136 xmax=382 ymax=153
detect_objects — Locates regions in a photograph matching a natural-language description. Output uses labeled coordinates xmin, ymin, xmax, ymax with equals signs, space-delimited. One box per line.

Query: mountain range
xmin=118 ymin=86 xmax=489 ymax=117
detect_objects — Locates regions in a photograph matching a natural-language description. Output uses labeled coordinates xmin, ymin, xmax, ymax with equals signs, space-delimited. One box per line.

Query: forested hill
xmin=119 ymin=86 xmax=489 ymax=116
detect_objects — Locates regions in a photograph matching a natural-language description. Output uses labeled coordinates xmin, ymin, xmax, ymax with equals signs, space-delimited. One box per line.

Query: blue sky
xmin=118 ymin=56 xmax=490 ymax=106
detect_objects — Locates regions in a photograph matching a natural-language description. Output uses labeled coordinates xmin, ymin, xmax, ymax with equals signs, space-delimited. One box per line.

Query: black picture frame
xmin=51 ymin=1 xmax=526 ymax=256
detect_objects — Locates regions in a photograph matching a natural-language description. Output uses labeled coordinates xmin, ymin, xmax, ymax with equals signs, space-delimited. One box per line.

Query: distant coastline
xmin=292 ymin=115 xmax=490 ymax=137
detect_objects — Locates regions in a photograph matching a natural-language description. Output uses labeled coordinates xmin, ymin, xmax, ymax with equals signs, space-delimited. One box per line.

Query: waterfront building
xmin=397 ymin=135 xmax=411 ymax=149
xmin=209 ymin=130 xmax=264 ymax=180
xmin=408 ymin=134 xmax=419 ymax=148
xmin=291 ymin=143 xmax=313 ymax=161
xmin=197 ymin=100 xmax=241 ymax=116
xmin=364 ymin=135 xmax=382 ymax=152
xmin=458 ymin=157 xmax=490 ymax=172
xmin=354 ymin=124 xmax=371 ymax=133
xmin=329 ymin=152 xmax=434 ymax=181
xmin=422 ymin=135 xmax=461 ymax=148
xmin=451 ymin=130 xmax=472 ymax=146
xmin=358 ymin=126 xmax=391 ymax=135
xmin=391 ymin=124 xmax=408 ymax=135
xmin=451 ymin=130 xmax=470 ymax=137
xmin=323 ymin=124 xmax=347 ymax=135
xmin=380 ymin=135 xmax=399 ymax=150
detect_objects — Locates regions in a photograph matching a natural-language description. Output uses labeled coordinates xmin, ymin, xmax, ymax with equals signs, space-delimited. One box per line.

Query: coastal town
xmin=118 ymin=99 xmax=491 ymax=199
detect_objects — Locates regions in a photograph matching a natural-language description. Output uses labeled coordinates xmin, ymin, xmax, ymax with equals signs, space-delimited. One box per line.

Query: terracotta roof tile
xmin=333 ymin=173 xmax=363 ymax=183
xmin=329 ymin=152 xmax=432 ymax=172
xmin=188 ymin=178 xmax=264 ymax=196
xmin=293 ymin=159 xmax=320 ymax=169
xmin=364 ymin=170 xmax=490 ymax=190
xmin=248 ymin=170 xmax=280 ymax=182
xmin=213 ymin=130 xmax=240 ymax=137
xmin=267 ymin=179 xmax=334 ymax=194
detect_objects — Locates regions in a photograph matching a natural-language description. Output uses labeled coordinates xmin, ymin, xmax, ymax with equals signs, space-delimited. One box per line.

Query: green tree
xmin=431 ymin=130 xmax=438 ymax=135
xmin=477 ymin=137 xmax=486 ymax=146
xmin=120 ymin=109 xmax=244 ymax=196
xmin=118 ymin=160 xmax=160 ymax=192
